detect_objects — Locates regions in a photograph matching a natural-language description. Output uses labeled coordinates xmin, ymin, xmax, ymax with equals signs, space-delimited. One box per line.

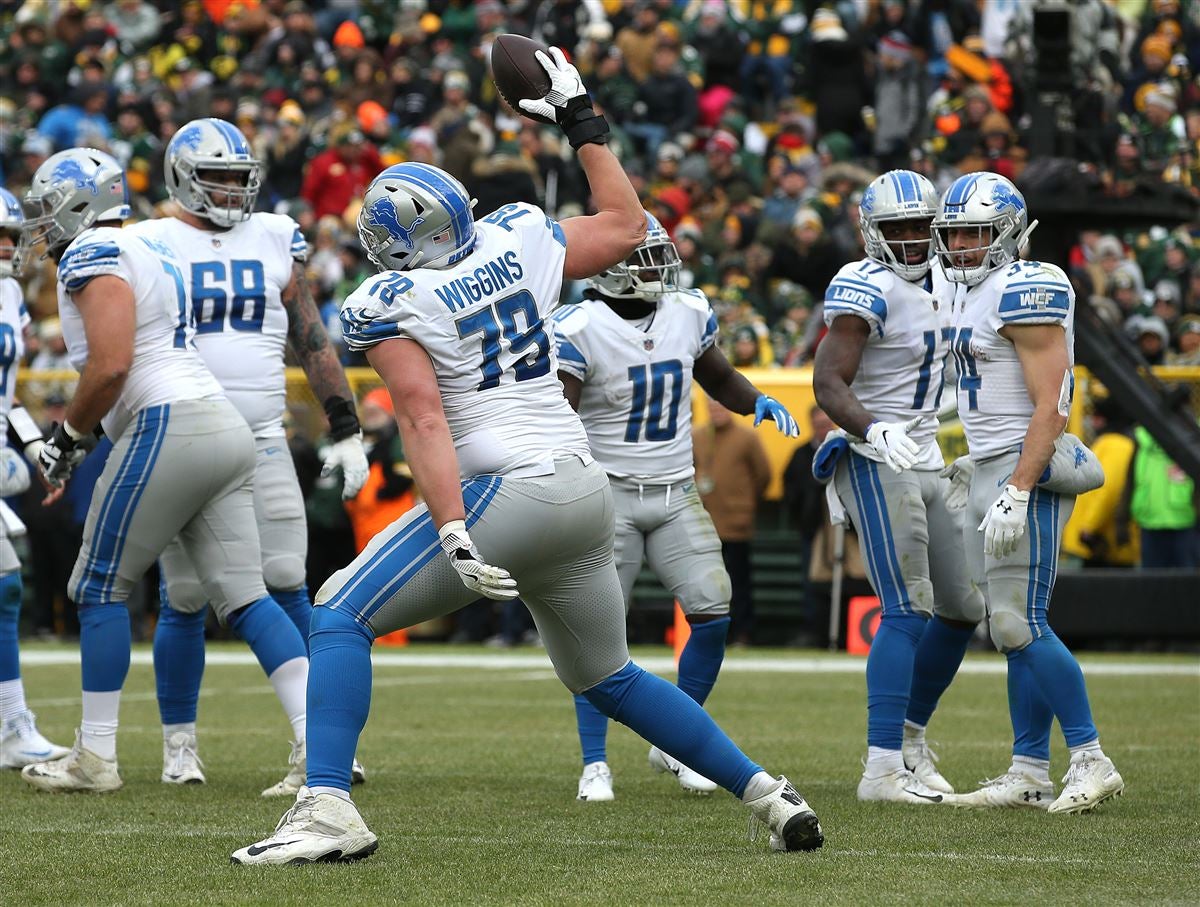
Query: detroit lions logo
xmin=860 ymin=184 xmax=876 ymax=214
xmin=991 ymin=183 xmax=1025 ymax=214
xmin=172 ymin=125 xmax=205 ymax=153
xmin=1073 ymin=445 xmax=1087 ymax=468
xmin=365 ymin=196 xmax=424 ymax=251
xmin=51 ymin=159 xmax=100 ymax=196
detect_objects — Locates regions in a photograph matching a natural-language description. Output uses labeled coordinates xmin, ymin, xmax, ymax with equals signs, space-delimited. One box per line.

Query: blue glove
xmin=753 ymin=394 xmax=800 ymax=437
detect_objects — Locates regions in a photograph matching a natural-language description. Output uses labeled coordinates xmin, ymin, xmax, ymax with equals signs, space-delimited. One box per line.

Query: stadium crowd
xmin=2 ymin=0 xmax=1198 ymax=640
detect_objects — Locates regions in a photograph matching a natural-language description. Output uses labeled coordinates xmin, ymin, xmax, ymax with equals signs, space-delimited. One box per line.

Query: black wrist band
xmin=561 ymin=96 xmax=610 ymax=149
xmin=323 ymin=396 xmax=361 ymax=442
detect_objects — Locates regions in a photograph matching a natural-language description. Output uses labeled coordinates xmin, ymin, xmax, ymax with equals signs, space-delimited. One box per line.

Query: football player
xmin=141 ymin=118 xmax=369 ymax=795
xmin=233 ymin=47 xmax=822 ymax=864
xmin=934 ymin=172 xmax=1124 ymax=813
xmin=18 ymin=149 xmax=307 ymax=792
xmin=549 ymin=211 xmax=798 ymax=802
xmin=0 ymin=186 xmax=71 ymax=769
xmin=813 ymin=171 xmax=984 ymax=804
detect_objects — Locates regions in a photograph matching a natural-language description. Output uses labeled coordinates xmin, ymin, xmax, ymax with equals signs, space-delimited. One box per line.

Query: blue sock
xmin=305 ymin=606 xmax=373 ymax=792
xmin=583 ymin=661 xmax=762 ymax=797
xmin=79 ymin=605 xmax=131 ymax=692
xmin=1006 ymin=648 xmax=1054 ymax=761
xmin=677 ymin=615 xmax=730 ymax=705
xmin=271 ymin=586 xmax=313 ymax=653
xmin=153 ymin=604 xmax=207 ymax=725
xmin=1011 ymin=632 xmax=1097 ymax=748
xmin=0 ymin=572 xmax=21 ymax=684
xmin=574 ymin=694 xmax=608 ymax=765
xmin=906 ymin=617 xmax=974 ymax=727
xmin=227 ymin=596 xmax=307 ymax=677
xmin=865 ymin=612 xmax=928 ymax=749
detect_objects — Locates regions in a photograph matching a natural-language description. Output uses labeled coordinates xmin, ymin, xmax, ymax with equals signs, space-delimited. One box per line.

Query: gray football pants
xmin=316 ymin=456 xmax=630 ymax=693
xmin=833 ymin=451 xmax=984 ymax=622
xmin=0 ymin=538 xmax=16 ymax=576
xmin=610 ymin=477 xmax=730 ymax=617
xmin=68 ymin=399 xmax=267 ymax=613
xmin=160 ymin=436 xmax=307 ymax=619
xmin=965 ymin=450 xmax=1075 ymax=652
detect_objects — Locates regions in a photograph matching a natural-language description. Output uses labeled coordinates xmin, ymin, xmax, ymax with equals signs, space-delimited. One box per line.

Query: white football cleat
xmin=648 ymin=746 xmax=717 ymax=795
xmin=902 ymin=738 xmax=954 ymax=794
xmin=951 ymin=770 xmax=1054 ymax=810
xmin=351 ymin=757 xmax=366 ymax=785
xmin=1047 ymin=753 xmax=1124 ymax=815
xmin=262 ymin=739 xmax=306 ymax=798
xmin=21 ymin=730 xmax=123 ymax=793
xmin=230 ymin=787 xmax=378 ymax=865
xmin=0 ymin=709 xmax=70 ymax=769
xmin=576 ymin=761 xmax=614 ymax=802
xmin=161 ymin=732 xmax=206 ymax=784
xmin=857 ymin=768 xmax=946 ymax=804
xmin=745 ymin=775 xmax=824 ymax=852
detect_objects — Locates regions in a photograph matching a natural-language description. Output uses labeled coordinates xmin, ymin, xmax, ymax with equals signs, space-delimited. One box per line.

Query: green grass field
xmin=2 ymin=643 xmax=1197 ymax=906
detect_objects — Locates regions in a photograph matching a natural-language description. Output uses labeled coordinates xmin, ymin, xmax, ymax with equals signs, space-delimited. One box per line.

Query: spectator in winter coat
xmin=300 ymin=126 xmax=383 ymax=220
xmin=873 ymin=31 xmax=924 ymax=171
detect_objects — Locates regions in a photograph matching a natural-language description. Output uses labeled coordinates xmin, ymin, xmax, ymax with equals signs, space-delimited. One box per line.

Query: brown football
xmin=490 ymin=33 xmax=556 ymax=125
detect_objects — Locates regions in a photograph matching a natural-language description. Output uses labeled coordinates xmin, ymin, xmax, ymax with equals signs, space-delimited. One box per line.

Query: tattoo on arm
xmin=283 ymin=261 xmax=354 ymax=403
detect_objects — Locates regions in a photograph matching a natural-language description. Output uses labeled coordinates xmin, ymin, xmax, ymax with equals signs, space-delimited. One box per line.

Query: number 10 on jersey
xmin=625 ymin=359 xmax=683 ymax=443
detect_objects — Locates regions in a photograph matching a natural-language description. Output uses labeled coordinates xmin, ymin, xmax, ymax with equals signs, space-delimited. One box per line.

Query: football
xmin=490 ymin=33 xmax=555 ymax=125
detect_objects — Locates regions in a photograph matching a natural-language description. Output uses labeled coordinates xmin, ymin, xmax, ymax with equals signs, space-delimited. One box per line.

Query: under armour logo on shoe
xmin=1022 ymin=790 xmax=1042 ymax=802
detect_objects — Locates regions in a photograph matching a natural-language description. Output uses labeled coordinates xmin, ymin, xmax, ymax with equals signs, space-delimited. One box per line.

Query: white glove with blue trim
xmin=753 ymin=394 xmax=800 ymax=437
xmin=438 ymin=520 xmax=520 ymax=601
xmin=979 ymin=484 xmax=1029 ymax=558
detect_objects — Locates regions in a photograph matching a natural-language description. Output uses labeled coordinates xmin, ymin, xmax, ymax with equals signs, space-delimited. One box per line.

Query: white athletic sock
xmin=902 ymin=720 xmax=926 ymax=746
xmin=1011 ymin=754 xmax=1052 ymax=784
xmin=81 ymin=690 xmax=121 ymax=761
xmin=740 ymin=771 xmax=779 ymax=802
xmin=1068 ymin=738 xmax=1104 ymax=761
xmin=0 ymin=678 xmax=28 ymax=723
xmin=269 ymin=656 xmax=308 ymax=744
xmin=866 ymin=746 xmax=905 ymax=776
xmin=163 ymin=722 xmax=196 ymax=742
xmin=309 ymin=785 xmax=352 ymax=802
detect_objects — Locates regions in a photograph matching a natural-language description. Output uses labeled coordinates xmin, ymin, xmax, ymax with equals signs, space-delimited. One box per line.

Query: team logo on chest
xmin=643 ymin=338 xmax=654 ymax=351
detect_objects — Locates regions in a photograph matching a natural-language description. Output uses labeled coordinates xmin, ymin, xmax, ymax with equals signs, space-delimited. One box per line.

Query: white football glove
xmin=320 ymin=432 xmax=370 ymax=500
xmin=37 ymin=422 xmax=95 ymax=489
xmin=939 ymin=456 xmax=975 ymax=513
xmin=438 ymin=520 xmax=520 ymax=601
xmin=0 ymin=447 xmax=30 ymax=496
xmin=979 ymin=484 xmax=1030 ymax=559
xmin=517 ymin=47 xmax=587 ymax=123
xmin=864 ymin=417 xmax=922 ymax=474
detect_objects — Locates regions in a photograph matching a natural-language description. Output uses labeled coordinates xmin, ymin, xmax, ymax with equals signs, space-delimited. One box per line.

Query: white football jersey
xmin=823 ymin=258 xmax=955 ymax=469
xmin=56 ymin=225 xmax=223 ymax=439
xmin=949 ymin=259 xmax=1074 ymax=460
xmin=0 ymin=276 xmax=30 ymax=439
xmin=137 ymin=213 xmax=306 ymax=439
xmin=549 ymin=289 xmax=717 ymax=482
xmin=340 ymin=202 xmax=591 ymax=479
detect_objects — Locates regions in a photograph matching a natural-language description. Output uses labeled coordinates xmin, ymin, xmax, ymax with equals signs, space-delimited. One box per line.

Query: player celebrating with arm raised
xmin=140 ymin=119 xmax=369 ymax=795
xmin=233 ymin=46 xmax=823 ymax=865
xmin=549 ymin=211 xmax=798 ymax=802
xmin=18 ymin=149 xmax=307 ymax=793
xmin=813 ymin=171 xmax=984 ymax=805
xmin=934 ymin=172 xmax=1124 ymax=813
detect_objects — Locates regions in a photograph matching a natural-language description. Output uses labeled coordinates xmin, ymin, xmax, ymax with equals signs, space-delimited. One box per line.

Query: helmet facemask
xmin=863 ymin=216 xmax=934 ymax=281
xmin=591 ymin=217 xmax=681 ymax=301
xmin=0 ymin=225 xmax=27 ymax=278
xmin=184 ymin=162 xmax=261 ymax=228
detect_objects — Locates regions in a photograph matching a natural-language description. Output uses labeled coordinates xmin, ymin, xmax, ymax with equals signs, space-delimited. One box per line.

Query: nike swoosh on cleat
xmin=18 ymin=749 xmax=52 ymax=758
xmin=905 ymin=789 xmax=943 ymax=802
xmin=246 ymin=840 xmax=301 ymax=856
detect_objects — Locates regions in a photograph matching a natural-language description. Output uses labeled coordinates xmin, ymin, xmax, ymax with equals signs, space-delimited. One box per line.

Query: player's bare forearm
xmin=694 ymin=345 xmax=758 ymax=415
xmin=283 ymin=263 xmax=355 ymax=408
xmin=367 ymin=339 xmax=466 ymax=528
xmin=1008 ymin=323 xmax=1071 ymax=491
xmin=813 ymin=316 xmax=873 ymax=437
xmin=559 ymin=143 xmax=646 ymax=280
xmin=557 ymin=371 xmax=583 ymax=412
xmin=66 ymin=276 xmax=135 ymax=434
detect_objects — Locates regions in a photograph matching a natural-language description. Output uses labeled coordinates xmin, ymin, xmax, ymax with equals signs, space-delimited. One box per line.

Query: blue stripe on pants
xmin=846 ymin=455 xmax=909 ymax=614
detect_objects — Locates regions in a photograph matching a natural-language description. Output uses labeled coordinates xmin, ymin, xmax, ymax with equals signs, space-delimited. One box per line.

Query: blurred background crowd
xmin=1 ymin=0 xmax=1197 ymax=646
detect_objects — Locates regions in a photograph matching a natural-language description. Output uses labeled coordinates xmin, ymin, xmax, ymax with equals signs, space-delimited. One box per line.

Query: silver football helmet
xmin=165 ymin=118 xmax=261 ymax=228
xmin=933 ymin=172 xmax=1037 ymax=286
xmin=859 ymin=169 xmax=938 ymax=281
xmin=589 ymin=211 xmax=681 ymax=301
xmin=22 ymin=148 xmax=131 ymax=257
xmin=357 ymin=162 xmax=477 ymax=272
xmin=0 ymin=187 xmax=27 ymax=277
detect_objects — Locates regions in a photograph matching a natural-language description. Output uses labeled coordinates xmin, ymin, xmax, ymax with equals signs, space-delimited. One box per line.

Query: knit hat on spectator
xmin=657 ymin=142 xmax=685 ymax=163
xmin=445 ymin=71 xmax=470 ymax=92
xmin=357 ymin=100 xmax=389 ymax=133
xmin=1141 ymin=33 xmax=1173 ymax=65
xmin=706 ymin=130 xmax=739 ymax=155
xmin=1095 ymin=236 xmax=1124 ymax=259
xmin=818 ymin=132 xmax=854 ymax=163
xmin=1176 ymin=315 xmax=1200 ymax=338
xmin=1128 ymin=314 xmax=1170 ymax=344
xmin=878 ymin=31 xmax=914 ymax=64
xmin=1144 ymin=85 xmax=1178 ymax=111
xmin=811 ymin=8 xmax=848 ymax=43
xmin=278 ymin=102 xmax=306 ymax=126
xmin=333 ymin=20 xmax=366 ymax=49
xmin=793 ymin=208 xmax=824 ymax=233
